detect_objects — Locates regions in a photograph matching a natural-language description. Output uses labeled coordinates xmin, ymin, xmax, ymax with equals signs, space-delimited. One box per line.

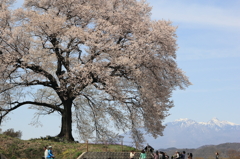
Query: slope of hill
xmin=158 ymin=143 xmax=240 ymax=159
xmin=0 ymin=134 xmax=135 ymax=159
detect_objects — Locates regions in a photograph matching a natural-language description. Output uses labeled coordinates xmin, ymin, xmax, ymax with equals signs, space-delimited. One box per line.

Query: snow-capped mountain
xmin=123 ymin=118 xmax=240 ymax=149
xmin=169 ymin=118 xmax=239 ymax=131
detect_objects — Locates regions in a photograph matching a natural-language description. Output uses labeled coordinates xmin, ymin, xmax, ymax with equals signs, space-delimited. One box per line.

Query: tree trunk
xmin=57 ymin=99 xmax=74 ymax=141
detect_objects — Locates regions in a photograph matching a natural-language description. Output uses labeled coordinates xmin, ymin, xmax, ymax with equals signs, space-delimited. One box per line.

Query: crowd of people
xmin=171 ymin=151 xmax=193 ymax=159
xmin=130 ymin=149 xmax=194 ymax=159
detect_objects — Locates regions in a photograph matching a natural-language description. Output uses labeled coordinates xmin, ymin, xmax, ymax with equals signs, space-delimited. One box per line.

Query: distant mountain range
xmin=124 ymin=118 xmax=240 ymax=149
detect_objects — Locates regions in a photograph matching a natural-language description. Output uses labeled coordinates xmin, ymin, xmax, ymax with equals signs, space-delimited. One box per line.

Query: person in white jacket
xmin=130 ymin=150 xmax=135 ymax=159
xmin=176 ymin=151 xmax=180 ymax=159
xmin=44 ymin=146 xmax=48 ymax=159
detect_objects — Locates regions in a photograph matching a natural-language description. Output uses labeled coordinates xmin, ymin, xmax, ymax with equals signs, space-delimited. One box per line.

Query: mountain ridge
xmin=170 ymin=118 xmax=240 ymax=127
xmin=123 ymin=118 xmax=240 ymax=149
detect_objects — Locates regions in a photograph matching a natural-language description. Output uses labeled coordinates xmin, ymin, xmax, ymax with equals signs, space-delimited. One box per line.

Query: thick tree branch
xmin=0 ymin=101 xmax=63 ymax=113
xmin=0 ymin=101 xmax=63 ymax=125
xmin=22 ymin=64 xmax=59 ymax=89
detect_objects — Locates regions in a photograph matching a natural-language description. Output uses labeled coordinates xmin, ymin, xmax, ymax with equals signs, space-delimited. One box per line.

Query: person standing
xmin=162 ymin=152 xmax=166 ymax=159
xmin=139 ymin=150 xmax=146 ymax=159
xmin=151 ymin=151 xmax=159 ymax=159
xmin=47 ymin=146 xmax=55 ymax=159
xmin=215 ymin=152 xmax=219 ymax=159
xmin=182 ymin=151 xmax=186 ymax=159
xmin=176 ymin=151 xmax=180 ymax=159
xmin=43 ymin=146 xmax=48 ymax=159
xmin=187 ymin=153 xmax=192 ymax=159
xmin=159 ymin=151 xmax=163 ymax=159
xmin=130 ymin=150 xmax=135 ymax=159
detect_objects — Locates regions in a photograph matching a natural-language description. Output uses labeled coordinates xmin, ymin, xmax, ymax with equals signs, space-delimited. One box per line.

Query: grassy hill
xmin=0 ymin=134 xmax=136 ymax=159
xmin=1 ymin=134 xmax=239 ymax=159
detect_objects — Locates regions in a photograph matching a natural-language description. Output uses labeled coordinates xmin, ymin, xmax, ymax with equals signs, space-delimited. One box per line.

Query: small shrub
xmin=31 ymin=135 xmax=71 ymax=143
xmin=74 ymin=151 xmax=82 ymax=158
xmin=3 ymin=129 xmax=22 ymax=139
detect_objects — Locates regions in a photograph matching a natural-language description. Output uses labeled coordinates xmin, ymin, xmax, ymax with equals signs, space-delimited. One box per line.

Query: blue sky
xmin=1 ymin=0 xmax=240 ymax=140
xmin=148 ymin=0 xmax=240 ymax=125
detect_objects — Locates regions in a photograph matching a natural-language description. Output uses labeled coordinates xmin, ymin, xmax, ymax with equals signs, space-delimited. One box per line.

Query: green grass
xmin=0 ymin=134 xmax=136 ymax=159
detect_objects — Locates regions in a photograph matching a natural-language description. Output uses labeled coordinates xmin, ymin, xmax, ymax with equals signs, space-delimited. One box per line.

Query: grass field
xmin=0 ymin=134 xmax=136 ymax=159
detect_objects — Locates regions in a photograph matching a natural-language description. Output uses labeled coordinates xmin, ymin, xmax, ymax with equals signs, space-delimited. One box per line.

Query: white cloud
xmin=150 ymin=1 xmax=240 ymax=29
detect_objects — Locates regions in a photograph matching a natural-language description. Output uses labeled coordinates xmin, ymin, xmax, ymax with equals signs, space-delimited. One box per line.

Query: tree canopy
xmin=0 ymin=0 xmax=190 ymax=143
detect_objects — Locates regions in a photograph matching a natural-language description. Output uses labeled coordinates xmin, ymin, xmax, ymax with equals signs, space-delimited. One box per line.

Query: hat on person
xmin=48 ymin=146 xmax=52 ymax=149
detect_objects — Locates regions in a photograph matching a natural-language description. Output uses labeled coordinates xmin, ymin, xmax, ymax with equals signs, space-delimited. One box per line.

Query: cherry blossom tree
xmin=0 ymin=0 xmax=191 ymax=142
